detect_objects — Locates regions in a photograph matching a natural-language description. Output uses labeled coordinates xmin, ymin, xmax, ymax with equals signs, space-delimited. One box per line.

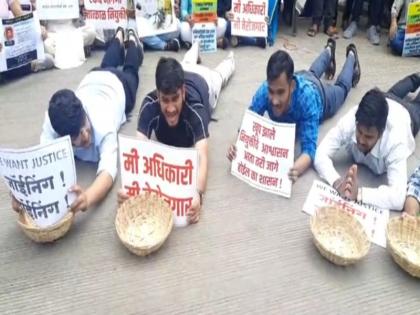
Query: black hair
xmin=155 ymin=57 xmax=185 ymax=94
xmin=266 ymin=50 xmax=294 ymax=83
xmin=48 ymin=89 xmax=85 ymax=138
xmin=355 ymin=88 xmax=388 ymax=133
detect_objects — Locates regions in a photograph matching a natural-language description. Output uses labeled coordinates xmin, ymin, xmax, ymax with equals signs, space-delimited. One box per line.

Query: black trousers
xmin=345 ymin=0 xmax=385 ymax=26
xmin=312 ymin=0 xmax=337 ymax=28
xmin=387 ymin=73 xmax=420 ymax=137
xmin=93 ymin=38 xmax=143 ymax=114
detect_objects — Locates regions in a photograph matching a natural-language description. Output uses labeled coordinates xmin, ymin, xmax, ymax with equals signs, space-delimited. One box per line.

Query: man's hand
xmin=117 ymin=189 xmax=130 ymax=205
xmin=69 ymin=184 xmax=90 ymax=214
xmin=403 ymin=196 xmax=420 ymax=217
xmin=11 ymin=194 xmax=22 ymax=213
xmin=389 ymin=20 xmax=398 ymax=39
xmin=288 ymin=167 xmax=298 ymax=184
xmin=187 ymin=192 xmax=201 ymax=224
xmin=225 ymin=11 xmax=234 ymax=21
xmin=343 ymin=164 xmax=358 ymax=201
xmin=40 ymin=25 xmax=48 ymax=40
xmin=227 ymin=144 xmax=237 ymax=162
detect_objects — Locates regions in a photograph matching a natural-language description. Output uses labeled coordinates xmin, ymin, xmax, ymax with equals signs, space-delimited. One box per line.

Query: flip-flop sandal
xmin=325 ymin=26 xmax=339 ymax=39
xmin=346 ymin=44 xmax=361 ymax=87
xmin=325 ymin=38 xmax=336 ymax=80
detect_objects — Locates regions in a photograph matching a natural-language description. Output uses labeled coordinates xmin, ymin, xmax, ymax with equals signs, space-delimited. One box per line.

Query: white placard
xmin=0 ymin=136 xmax=77 ymax=228
xmin=0 ymin=12 xmax=45 ymax=72
xmin=37 ymin=0 xmax=79 ymax=20
xmin=134 ymin=0 xmax=177 ymax=37
xmin=231 ymin=109 xmax=295 ymax=198
xmin=192 ymin=22 xmax=216 ymax=53
xmin=230 ymin=0 xmax=268 ymax=38
xmin=302 ymin=180 xmax=390 ymax=248
xmin=119 ymin=135 xmax=198 ymax=227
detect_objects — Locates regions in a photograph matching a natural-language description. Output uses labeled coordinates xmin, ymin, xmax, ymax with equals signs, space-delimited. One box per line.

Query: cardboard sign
xmin=403 ymin=2 xmax=420 ymax=57
xmin=231 ymin=0 xmax=268 ymax=38
xmin=119 ymin=135 xmax=199 ymax=227
xmin=0 ymin=136 xmax=77 ymax=228
xmin=0 ymin=12 xmax=45 ymax=72
xmin=134 ymin=0 xmax=178 ymax=37
xmin=302 ymin=180 xmax=390 ymax=248
xmin=192 ymin=22 xmax=216 ymax=53
xmin=192 ymin=0 xmax=217 ymax=23
xmin=37 ymin=0 xmax=80 ymax=20
xmin=231 ymin=109 xmax=295 ymax=198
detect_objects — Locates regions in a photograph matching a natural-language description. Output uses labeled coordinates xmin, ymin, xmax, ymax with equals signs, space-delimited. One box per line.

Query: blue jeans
xmin=309 ymin=48 xmax=355 ymax=119
xmin=390 ymin=28 xmax=405 ymax=56
xmin=143 ymin=31 xmax=179 ymax=51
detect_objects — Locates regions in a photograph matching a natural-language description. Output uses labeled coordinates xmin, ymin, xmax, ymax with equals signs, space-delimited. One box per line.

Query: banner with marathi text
xmin=403 ymin=2 xmax=420 ymax=57
xmin=119 ymin=135 xmax=198 ymax=227
xmin=0 ymin=136 xmax=76 ymax=228
xmin=37 ymin=0 xmax=80 ymax=20
xmin=302 ymin=180 xmax=390 ymax=248
xmin=192 ymin=22 xmax=216 ymax=53
xmin=231 ymin=0 xmax=268 ymax=38
xmin=192 ymin=0 xmax=217 ymax=23
xmin=231 ymin=109 xmax=295 ymax=198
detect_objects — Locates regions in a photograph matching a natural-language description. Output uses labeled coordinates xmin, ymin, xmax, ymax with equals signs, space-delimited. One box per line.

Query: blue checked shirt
xmin=249 ymin=74 xmax=323 ymax=161
xmin=407 ymin=166 xmax=420 ymax=202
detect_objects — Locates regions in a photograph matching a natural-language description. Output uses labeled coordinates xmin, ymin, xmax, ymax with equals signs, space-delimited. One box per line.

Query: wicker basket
xmin=115 ymin=193 xmax=174 ymax=256
xmin=17 ymin=211 xmax=74 ymax=243
xmin=310 ymin=206 xmax=371 ymax=266
xmin=386 ymin=216 xmax=420 ymax=278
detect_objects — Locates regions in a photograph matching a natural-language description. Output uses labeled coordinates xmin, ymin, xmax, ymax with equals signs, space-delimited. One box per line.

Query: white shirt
xmin=314 ymin=98 xmax=415 ymax=210
xmin=40 ymin=71 xmax=126 ymax=181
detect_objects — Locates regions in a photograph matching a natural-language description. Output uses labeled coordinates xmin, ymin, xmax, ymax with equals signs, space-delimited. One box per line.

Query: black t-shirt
xmin=137 ymin=72 xmax=211 ymax=147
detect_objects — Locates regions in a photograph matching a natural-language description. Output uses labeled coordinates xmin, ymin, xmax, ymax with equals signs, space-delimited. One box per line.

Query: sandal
xmin=346 ymin=43 xmax=361 ymax=87
xmin=325 ymin=26 xmax=339 ymax=39
xmin=325 ymin=38 xmax=336 ymax=80
xmin=307 ymin=25 xmax=319 ymax=37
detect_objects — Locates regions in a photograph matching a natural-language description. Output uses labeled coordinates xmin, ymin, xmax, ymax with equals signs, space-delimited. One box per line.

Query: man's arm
xmin=195 ymin=138 xmax=208 ymax=194
xmin=10 ymin=0 xmax=23 ymax=17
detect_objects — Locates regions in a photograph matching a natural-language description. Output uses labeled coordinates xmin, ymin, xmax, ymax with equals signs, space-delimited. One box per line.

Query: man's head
xmin=48 ymin=89 xmax=92 ymax=148
xmin=155 ymin=57 xmax=186 ymax=127
xmin=5 ymin=27 xmax=14 ymax=41
xmin=266 ymin=50 xmax=295 ymax=117
xmin=355 ymin=88 xmax=388 ymax=154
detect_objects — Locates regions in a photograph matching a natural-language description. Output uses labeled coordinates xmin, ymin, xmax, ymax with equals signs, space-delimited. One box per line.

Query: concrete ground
xmin=1 ymin=21 xmax=420 ymax=314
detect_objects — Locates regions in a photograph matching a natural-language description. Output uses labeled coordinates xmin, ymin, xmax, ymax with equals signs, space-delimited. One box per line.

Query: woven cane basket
xmin=310 ymin=206 xmax=370 ymax=266
xmin=387 ymin=216 xmax=420 ymax=278
xmin=17 ymin=211 xmax=74 ymax=243
xmin=115 ymin=193 xmax=174 ymax=256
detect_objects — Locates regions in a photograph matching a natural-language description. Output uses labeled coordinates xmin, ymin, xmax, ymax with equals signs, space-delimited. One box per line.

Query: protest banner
xmin=230 ymin=0 xmax=268 ymax=38
xmin=231 ymin=109 xmax=295 ymax=198
xmin=83 ymin=0 xmax=128 ymax=42
xmin=36 ymin=0 xmax=79 ymax=20
xmin=135 ymin=0 xmax=177 ymax=37
xmin=119 ymin=135 xmax=199 ymax=227
xmin=302 ymin=180 xmax=390 ymax=248
xmin=192 ymin=22 xmax=216 ymax=53
xmin=0 ymin=12 xmax=45 ymax=72
xmin=0 ymin=136 xmax=77 ymax=228
xmin=192 ymin=0 xmax=217 ymax=23
xmin=403 ymin=2 xmax=420 ymax=57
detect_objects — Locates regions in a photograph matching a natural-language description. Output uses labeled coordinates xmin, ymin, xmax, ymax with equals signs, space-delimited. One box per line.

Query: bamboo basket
xmin=17 ymin=211 xmax=74 ymax=243
xmin=115 ymin=193 xmax=174 ymax=256
xmin=310 ymin=206 xmax=370 ymax=266
xmin=387 ymin=216 xmax=420 ymax=278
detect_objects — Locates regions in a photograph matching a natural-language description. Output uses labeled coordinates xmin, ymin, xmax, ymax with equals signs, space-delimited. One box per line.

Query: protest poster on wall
xmin=119 ymin=135 xmax=199 ymax=227
xmin=83 ymin=0 xmax=128 ymax=42
xmin=0 ymin=12 xmax=45 ymax=72
xmin=231 ymin=109 xmax=295 ymax=198
xmin=37 ymin=0 xmax=80 ymax=20
xmin=403 ymin=2 xmax=420 ymax=57
xmin=0 ymin=136 xmax=77 ymax=228
xmin=135 ymin=0 xmax=177 ymax=37
xmin=192 ymin=22 xmax=216 ymax=53
xmin=192 ymin=0 xmax=217 ymax=23
xmin=230 ymin=0 xmax=268 ymax=38
xmin=302 ymin=180 xmax=390 ymax=248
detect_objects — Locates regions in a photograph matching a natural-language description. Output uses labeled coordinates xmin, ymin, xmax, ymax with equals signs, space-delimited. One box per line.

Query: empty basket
xmin=310 ymin=206 xmax=371 ymax=266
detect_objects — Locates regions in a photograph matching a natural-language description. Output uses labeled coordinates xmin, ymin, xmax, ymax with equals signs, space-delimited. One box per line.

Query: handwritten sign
xmin=119 ymin=135 xmax=198 ymax=227
xmin=231 ymin=0 xmax=268 ymax=38
xmin=302 ymin=180 xmax=390 ymax=248
xmin=192 ymin=0 xmax=217 ymax=23
xmin=192 ymin=22 xmax=216 ymax=53
xmin=0 ymin=136 xmax=77 ymax=228
xmin=0 ymin=12 xmax=45 ymax=72
xmin=403 ymin=2 xmax=420 ymax=57
xmin=37 ymin=0 xmax=79 ymax=20
xmin=135 ymin=0 xmax=178 ymax=37
xmin=83 ymin=0 xmax=127 ymax=40
xmin=231 ymin=109 xmax=295 ymax=198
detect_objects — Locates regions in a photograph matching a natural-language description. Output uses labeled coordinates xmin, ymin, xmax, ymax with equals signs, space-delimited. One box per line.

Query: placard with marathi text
xmin=192 ymin=0 xmax=217 ymax=23
xmin=83 ymin=0 xmax=128 ymax=35
xmin=192 ymin=22 xmax=216 ymax=53
xmin=37 ymin=0 xmax=79 ymax=20
xmin=230 ymin=0 xmax=268 ymax=38
xmin=403 ymin=2 xmax=420 ymax=57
